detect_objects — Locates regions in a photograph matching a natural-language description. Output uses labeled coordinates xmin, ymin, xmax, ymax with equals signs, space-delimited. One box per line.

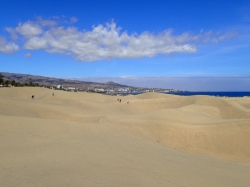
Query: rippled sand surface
xmin=1 ymin=87 xmax=250 ymax=187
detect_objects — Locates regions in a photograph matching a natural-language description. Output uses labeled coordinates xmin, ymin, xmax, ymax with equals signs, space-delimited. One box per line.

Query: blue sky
xmin=0 ymin=0 xmax=250 ymax=91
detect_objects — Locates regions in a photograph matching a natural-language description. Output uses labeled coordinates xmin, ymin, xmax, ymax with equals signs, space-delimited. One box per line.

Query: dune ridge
xmin=1 ymin=87 xmax=250 ymax=187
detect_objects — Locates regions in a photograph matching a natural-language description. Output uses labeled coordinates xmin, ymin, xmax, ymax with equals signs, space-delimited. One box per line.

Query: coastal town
xmin=0 ymin=72 xmax=183 ymax=95
xmin=52 ymin=84 xmax=182 ymax=95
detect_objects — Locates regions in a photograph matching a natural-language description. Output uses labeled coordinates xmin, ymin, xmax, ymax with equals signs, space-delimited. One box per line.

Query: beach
xmin=1 ymin=87 xmax=250 ymax=187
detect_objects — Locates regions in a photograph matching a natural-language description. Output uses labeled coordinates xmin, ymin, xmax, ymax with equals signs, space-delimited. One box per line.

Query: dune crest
xmin=1 ymin=87 xmax=250 ymax=162
xmin=1 ymin=87 xmax=250 ymax=187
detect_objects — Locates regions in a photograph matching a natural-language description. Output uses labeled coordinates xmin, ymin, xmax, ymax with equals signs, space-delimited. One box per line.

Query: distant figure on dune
xmin=117 ymin=98 xmax=119 ymax=102
xmin=52 ymin=92 xmax=54 ymax=97
xmin=31 ymin=95 xmax=35 ymax=99
xmin=127 ymin=101 xmax=129 ymax=104
xmin=120 ymin=99 xmax=121 ymax=103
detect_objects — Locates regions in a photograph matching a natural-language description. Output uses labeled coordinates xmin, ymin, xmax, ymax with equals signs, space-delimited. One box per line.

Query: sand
xmin=1 ymin=87 xmax=250 ymax=187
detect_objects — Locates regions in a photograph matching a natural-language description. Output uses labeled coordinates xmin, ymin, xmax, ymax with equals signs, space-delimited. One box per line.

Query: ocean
xmin=165 ymin=92 xmax=250 ymax=97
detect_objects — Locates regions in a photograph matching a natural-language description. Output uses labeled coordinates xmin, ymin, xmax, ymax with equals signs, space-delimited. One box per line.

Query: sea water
xmin=165 ymin=92 xmax=250 ymax=97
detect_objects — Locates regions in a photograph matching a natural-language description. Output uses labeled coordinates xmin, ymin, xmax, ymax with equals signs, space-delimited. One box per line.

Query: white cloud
xmin=24 ymin=37 xmax=47 ymax=49
xmin=2 ymin=18 xmax=238 ymax=61
xmin=36 ymin=17 xmax=57 ymax=27
xmin=0 ymin=37 xmax=19 ymax=54
xmin=212 ymin=31 xmax=238 ymax=43
xmin=24 ymin=53 xmax=32 ymax=58
xmin=16 ymin=22 xmax=43 ymax=37
xmin=5 ymin=27 xmax=18 ymax=40
xmin=20 ymin=22 xmax=199 ymax=61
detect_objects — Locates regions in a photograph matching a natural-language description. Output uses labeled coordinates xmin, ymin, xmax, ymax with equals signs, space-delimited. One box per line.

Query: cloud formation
xmin=0 ymin=37 xmax=19 ymax=54
xmin=1 ymin=17 xmax=237 ymax=61
xmin=16 ymin=22 xmax=43 ymax=37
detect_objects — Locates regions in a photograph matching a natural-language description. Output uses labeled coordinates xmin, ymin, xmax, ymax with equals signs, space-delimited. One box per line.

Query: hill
xmin=0 ymin=72 xmax=130 ymax=89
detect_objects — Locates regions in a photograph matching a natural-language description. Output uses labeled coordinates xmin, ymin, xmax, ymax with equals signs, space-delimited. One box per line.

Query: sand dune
xmin=1 ymin=87 xmax=250 ymax=187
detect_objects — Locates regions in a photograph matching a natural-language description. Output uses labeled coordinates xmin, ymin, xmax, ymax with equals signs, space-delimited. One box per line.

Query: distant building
xmin=94 ymin=88 xmax=105 ymax=92
xmin=56 ymin=85 xmax=63 ymax=89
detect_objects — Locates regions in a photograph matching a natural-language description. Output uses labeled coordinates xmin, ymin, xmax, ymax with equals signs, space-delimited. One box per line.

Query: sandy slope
xmin=1 ymin=87 xmax=250 ymax=187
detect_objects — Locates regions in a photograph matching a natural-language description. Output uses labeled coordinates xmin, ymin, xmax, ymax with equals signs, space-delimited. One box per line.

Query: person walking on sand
xmin=52 ymin=92 xmax=54 ymax=97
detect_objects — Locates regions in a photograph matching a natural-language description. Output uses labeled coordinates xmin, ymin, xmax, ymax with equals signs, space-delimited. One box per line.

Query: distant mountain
xmin=0 ymin=72 xmax=131 ymax=89
xmin=104 ymin=81 xmax=124 ymax=86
